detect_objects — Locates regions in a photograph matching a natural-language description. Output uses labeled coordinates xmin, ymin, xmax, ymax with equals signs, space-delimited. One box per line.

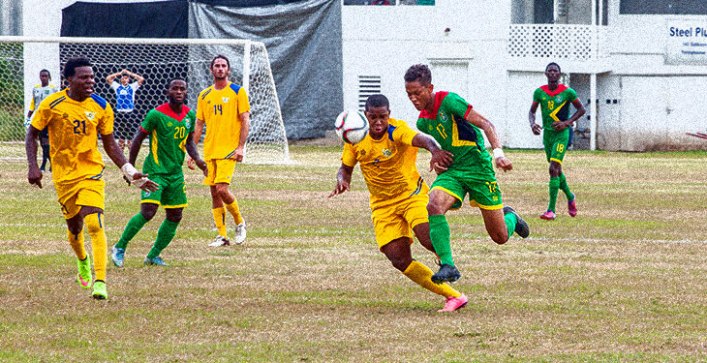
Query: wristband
xmin=121 ymin=163 xmax=139 ymax=180
xmin=492 ymin=148 xmax=505 ymax=159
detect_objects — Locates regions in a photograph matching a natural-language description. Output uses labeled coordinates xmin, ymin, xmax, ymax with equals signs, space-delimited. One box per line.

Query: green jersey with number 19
xmin=416 ymin=91 xmax=495 ymax=179
xmin=140 ymin=103 xmax=196 ymax=176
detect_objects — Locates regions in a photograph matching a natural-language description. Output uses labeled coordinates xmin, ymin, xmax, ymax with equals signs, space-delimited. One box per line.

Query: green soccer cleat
xmin=76 ymin=255 xmax=93 ymax=289
xmin=92 ymin=280 xmax=108 ymax=300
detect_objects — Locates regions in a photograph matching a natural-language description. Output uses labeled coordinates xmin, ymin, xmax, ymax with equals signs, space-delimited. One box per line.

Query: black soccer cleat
xmin=431 ymin=264 xmax=461 ymax=284
xmin=504 ymin=206 xmax=530 ymax=238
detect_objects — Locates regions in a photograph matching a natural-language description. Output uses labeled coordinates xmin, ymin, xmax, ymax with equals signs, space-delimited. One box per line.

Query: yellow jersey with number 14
xmin=31 ymin=89 xmax=114 ymax=185
xmin=196 ymin=82 xmax=251 ymax=161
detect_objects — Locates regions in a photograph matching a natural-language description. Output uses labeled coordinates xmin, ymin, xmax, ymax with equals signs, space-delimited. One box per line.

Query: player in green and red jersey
xmin=404 ymin=64 xmax=530 ymax=284
xmin=112 ymin=79 xmax=207 ymax=267
xmin=529 ymin=62 xmax=585 ymax=221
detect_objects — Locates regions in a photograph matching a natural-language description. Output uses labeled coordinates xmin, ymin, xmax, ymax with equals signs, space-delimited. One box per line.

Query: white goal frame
xmin=0 ymin=36 xmax=290 ymax=164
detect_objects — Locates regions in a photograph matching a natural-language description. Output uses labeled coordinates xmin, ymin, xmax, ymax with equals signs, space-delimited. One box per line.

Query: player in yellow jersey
xmin=329 ymin=94 xmax=468 ymax=312
xmin=191 ymin=55 xmax=251 ymax=247
xmin=25 ymin=57 xmax=158 ymax=300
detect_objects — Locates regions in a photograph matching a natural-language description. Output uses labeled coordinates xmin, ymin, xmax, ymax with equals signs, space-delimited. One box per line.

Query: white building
xmin=17 ymin=0 xmax=707 ymax=150
xmin=342 ymin=0 xmax=707 ymax=151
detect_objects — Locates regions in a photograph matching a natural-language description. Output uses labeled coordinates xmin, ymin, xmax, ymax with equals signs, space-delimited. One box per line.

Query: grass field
xmin=0 ymin=145 xmax=705 ymax=362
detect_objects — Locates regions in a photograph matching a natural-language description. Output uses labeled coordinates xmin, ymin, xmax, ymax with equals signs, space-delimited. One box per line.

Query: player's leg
xmin=65 ymin=213 xmax=91 ymax=289
xmin=204 ymin=160 xmax=229 ymax=246
xmin=146 ymin=178 xmax=187 ymax=265
xmin=426 ymin=172 xmax=466 ymax=283
xmin=542 ymin=131 xmax=568 ymax=220
xmin=375 ymin=204 xmax=466 ymax=312
xmin=73 ymin=180 xmax=109 ymax=299
xmin=469 ymin=180 xmax=529 ymax=243
xmin=113 ymin=202 xmax=158 ymax=267
xmin=145 ymin=208 xmax=182 ymax=266
xmin=80 ymin=206 xmax=108 ymax=299
xmin=561 ymin=172 xmax=577 ymax=217
xmin=59 ymin=183 xmax=92 ymax=290
xmin=213 ymin=159 xmax=246 ymax=243
xmin=39 ymin=131 xmax=50 ymax=172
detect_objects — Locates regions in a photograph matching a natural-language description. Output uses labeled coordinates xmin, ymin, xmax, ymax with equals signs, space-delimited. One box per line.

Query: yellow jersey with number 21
xmin=31 ymin=89 xmax=114 ymax=185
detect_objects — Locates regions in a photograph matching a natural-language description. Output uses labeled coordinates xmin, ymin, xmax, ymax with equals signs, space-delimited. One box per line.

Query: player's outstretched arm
xmin=25 ymin=125 xmax=42 ymax=188
xmin=411 ymin=133 xmax=453 ymax=173
xmin=328 ymin=164 xmax=354 ymax=198
xmin=101 ymin=132 xmax=158 ymax=192
xmin=186 ymin=131 xmax=207 ymax=176
xmin=466 ymin=109 xmax=513 ymax=172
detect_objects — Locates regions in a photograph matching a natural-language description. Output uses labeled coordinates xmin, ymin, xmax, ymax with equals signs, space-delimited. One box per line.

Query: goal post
xmin=0 ymin=36 xmax=290 ymax=164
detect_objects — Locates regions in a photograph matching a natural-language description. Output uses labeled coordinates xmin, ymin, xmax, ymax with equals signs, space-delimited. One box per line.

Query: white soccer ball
xmin=334 ymin=110 xmax=369 ymax=145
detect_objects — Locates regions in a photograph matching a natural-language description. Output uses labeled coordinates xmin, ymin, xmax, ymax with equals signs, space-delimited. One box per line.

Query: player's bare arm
xmin=411 ymin=133 xmax=453 ymax=173
xmin=25 ymin=125 xmax=43 ymax=188
xmin=466 ymin=109 xmax=512 ymax=171
xmin=102 ymin=132 xmax=159 ymax=192
xmin=329 ymin=164 xmax=354 ymax=198
xmin=186 ymin=131 xmax=208 ymax=176
xmin=187 ymin=118 xmax=205 ymax=170
xmin=529 ymin=102 xmax=542 ymax=135
xmin=553 ymin=99 xmax=586 ymax=132
xmin=234 ymin=112 xmax=251 ymax=162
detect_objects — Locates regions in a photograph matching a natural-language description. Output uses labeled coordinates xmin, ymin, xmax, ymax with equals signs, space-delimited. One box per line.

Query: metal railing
xmin=508 ymin=24 xmax=609 ymax=61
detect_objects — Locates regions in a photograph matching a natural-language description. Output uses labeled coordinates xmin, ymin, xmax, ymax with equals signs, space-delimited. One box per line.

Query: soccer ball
xmin=334 ymin=110 xmax=369 ymax=144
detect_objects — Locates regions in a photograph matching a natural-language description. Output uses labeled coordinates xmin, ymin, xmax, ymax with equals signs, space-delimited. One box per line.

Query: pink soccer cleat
xmin=540 ymin=210 xmax=556 ymax=220
xmin=568 ymin=198 xmax=578 ymax=217
xmin=438 ymin=293 xmax=468 ymax=312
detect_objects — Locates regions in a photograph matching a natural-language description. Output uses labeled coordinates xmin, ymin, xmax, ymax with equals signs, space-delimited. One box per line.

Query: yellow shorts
xmin=371 ymin=194 xmax=429 ymax=249
xmin=203 ymin=159 xmax=237 ymax=186
xmin=55 ymin=179 xmax=106 ymax=219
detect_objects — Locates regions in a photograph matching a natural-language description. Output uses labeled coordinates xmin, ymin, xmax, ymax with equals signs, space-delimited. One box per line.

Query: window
xmin=620 ymin=0 xmax=707 ymax=15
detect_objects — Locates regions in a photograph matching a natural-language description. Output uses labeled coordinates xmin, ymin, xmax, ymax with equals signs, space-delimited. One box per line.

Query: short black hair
xmin=546 ymin=62 xmax=561 ymax=72
xmin=365 ymin=94 xmax=390 ymax=111
xmin=404 ymin=64 xmax=432 ymax=85
xmin=39 ymin=69 xmax=51 ymax=80
xmin=63 ymin=57 xmax=92 ymax=78
xmin=210 ymin=54 xmax=230 ymax=69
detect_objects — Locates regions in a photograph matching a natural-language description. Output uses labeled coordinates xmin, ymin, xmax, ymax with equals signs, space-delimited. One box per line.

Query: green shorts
xmin=430 ymin=169 xmax=503 ymax=210
xmin=141 ymin=174 xmax=187 ymax=209
xmin=543 ymin=128 xmax=570 ymax=164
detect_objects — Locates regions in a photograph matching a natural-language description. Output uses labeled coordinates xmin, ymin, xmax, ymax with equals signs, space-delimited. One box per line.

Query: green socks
xmin=559 ymin=173 xmax=574 ymax=200
xmin=147 ymin=219 xmax=180 ymax=259
xmin=429 ymin=214 xmax=454 ymax=266
xmin=116 ymin=213 xmax=148 ymax=250
xmin=504 ymin=211 xmax=517 ymax=239
xmin=548 ymin=176 xmax=560 ymax=212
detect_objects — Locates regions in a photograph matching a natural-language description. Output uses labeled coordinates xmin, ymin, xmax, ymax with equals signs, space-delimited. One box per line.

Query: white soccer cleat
xmin=208 ymin=235 xmax=230 ymax=247
xmin=234 ymin=222 xmax=247 ymax=245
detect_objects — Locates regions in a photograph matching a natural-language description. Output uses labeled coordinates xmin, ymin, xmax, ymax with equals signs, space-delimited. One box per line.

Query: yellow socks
xmin=403 ymin=260 xmax=461 ymax=298
xmin=225 ymin=200 xmax=244 ymax=225
xmin=84 ymin=213 xmax=107 ymax=282
xmin=212 ymin=207 xmax=228 ymax=237
xmin=67 ymin=229 xmax=87 ymax=261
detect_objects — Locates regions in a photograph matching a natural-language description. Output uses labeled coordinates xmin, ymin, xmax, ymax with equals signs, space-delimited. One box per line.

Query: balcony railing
xmin=508 ymin=24 xmax=609 ymax=61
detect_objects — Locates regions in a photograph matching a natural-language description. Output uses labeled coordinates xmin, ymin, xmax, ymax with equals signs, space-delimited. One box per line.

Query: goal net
xmin=0 ymin=36 xmax=290 ymax=166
